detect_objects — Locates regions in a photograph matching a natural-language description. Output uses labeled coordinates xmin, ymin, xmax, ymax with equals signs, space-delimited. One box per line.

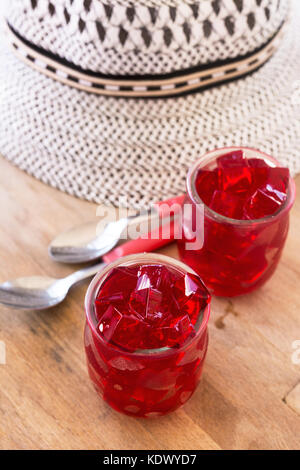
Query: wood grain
xmin=0 ymin=157 xmax=299 ymax=450
xmin=285 ymin=383 xmax=300 ymax=415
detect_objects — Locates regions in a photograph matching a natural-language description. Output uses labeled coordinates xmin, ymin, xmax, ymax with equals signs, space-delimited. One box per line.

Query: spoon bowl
xmin=0 ymin=276 xmax=67 ymax=310
xmin=49 ymin=218 xmax=129 ymax=263
xmin=0 ymin=263 xmax=105 ymax=310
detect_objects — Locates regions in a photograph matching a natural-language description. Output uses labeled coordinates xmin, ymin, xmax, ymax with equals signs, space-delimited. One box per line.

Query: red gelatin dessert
xmin=205 ymin=151 xmax=289 ymax=219
xmin=84 ymin=254 xmax=211 ymax=417
xmin=177 ymin=147 xmax=295 ymax=297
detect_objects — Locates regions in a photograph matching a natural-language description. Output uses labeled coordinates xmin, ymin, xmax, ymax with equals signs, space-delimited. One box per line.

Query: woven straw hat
xmin=0 ymin=0 xmax=299 ymax=209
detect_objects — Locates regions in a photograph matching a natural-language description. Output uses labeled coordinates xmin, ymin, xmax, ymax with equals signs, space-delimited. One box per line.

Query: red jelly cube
xmin=129 ymin=279 xmax=163 ymax=322
xmin=163 ymin=314 xmax=196 ymax=348
xmin=97 ymin=305 xmax=122 ymax=342
xmin=146 ymin=289 xmax=164 ymax=321
xmin=96 ymin=266 xmax=138 ymax=304
xmin=217 ymin=150 xmax=247 ymax=168
xmin=209 ymin=190 xmax=244 ymax=219
xmin=195 ymin=169 xmax=219 ymax=206
xmin=252 ymin=166 xmax=289 ymax=193
xmin=264 ymin=167 xmax=290 ymax=194
xmin=244 ymin=188 xmax=283 ymax=219
xmin=138 ymin=264 xmax=178 ymax=292
xmin=172 ymin=273 xmax=211 ymax=324
xmin=218 ymin=166 xmax=253 ymax=193
xmin=110 ymin=314 xmax=149 ymax=351
xmin=248 ymin=158 xmax=269 ymax=168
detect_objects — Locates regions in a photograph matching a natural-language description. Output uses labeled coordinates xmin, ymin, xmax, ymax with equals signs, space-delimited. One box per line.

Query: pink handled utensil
xmin=0 ymin=201 xmax=183 ymax=310
xmin=49 ymin=194 xmax=185 ymax=263
xmin=103 ymin=218 xmax=178 ymax=264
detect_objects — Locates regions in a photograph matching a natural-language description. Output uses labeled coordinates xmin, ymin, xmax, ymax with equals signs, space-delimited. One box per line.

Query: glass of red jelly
xmin=177 ymin=147 xmax=296 ymax=297
xmin=84 ymin=253 xmax=211 ymax=417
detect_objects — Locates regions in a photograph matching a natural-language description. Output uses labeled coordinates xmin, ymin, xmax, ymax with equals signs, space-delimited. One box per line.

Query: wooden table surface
xmin=0 ymin=157 xmax=299 ymax=450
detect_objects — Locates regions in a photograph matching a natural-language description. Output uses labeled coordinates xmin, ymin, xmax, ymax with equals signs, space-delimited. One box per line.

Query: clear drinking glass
xmin=84 ymin=253 xmax=211 ymax=417
xmin=177 ymin=147 xmax=296 ymax=297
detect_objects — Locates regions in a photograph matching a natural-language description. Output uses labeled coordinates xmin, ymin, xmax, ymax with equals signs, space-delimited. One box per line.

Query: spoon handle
xmin=65 ymin=211 xmax=180 ymax=287
xmin=65 ymin=262 xmax=107 ymax=286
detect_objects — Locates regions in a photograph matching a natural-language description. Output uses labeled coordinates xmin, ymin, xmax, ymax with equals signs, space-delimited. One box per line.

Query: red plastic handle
xmin=102 ymin=194 xmax=185 ymax=263
xmin=103 ymin=194 xmax=184 ymax=264
xmin=103 ymin=219 xmax=177 ymax=264
xmin=155 ymin=194 xmax=185 ymax=218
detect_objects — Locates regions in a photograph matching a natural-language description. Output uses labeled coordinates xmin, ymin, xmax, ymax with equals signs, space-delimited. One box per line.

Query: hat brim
xmin=0 ymin=2 xmax=299 ymax=209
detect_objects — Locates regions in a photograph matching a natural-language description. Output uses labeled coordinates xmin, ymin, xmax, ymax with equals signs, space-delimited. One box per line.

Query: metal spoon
xmin=49 ymin=195 xmax=184 ymax=263
xmin=49 ymin=212 xmax=147 ymax=264
xmin=0 ymin=262 xmax=105 ymax=310
xmin=0 ymin=215 xmax=179 ymax=310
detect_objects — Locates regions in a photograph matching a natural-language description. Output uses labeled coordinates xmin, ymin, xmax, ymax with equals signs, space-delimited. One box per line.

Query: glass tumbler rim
xmin=84 ymin=253 xmax=211 ymax=358
xmin=187 ymin=146 xmax=296 ymax=226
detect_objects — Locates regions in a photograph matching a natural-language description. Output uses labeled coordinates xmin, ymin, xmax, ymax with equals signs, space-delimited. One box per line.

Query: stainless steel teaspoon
xmin=0 ymin=217 xmax=178 ymax=310
xmin=49 ymin=195 xmax=184 ymax=263
xmin=0 ymin=262 xmax=106 ymax=310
